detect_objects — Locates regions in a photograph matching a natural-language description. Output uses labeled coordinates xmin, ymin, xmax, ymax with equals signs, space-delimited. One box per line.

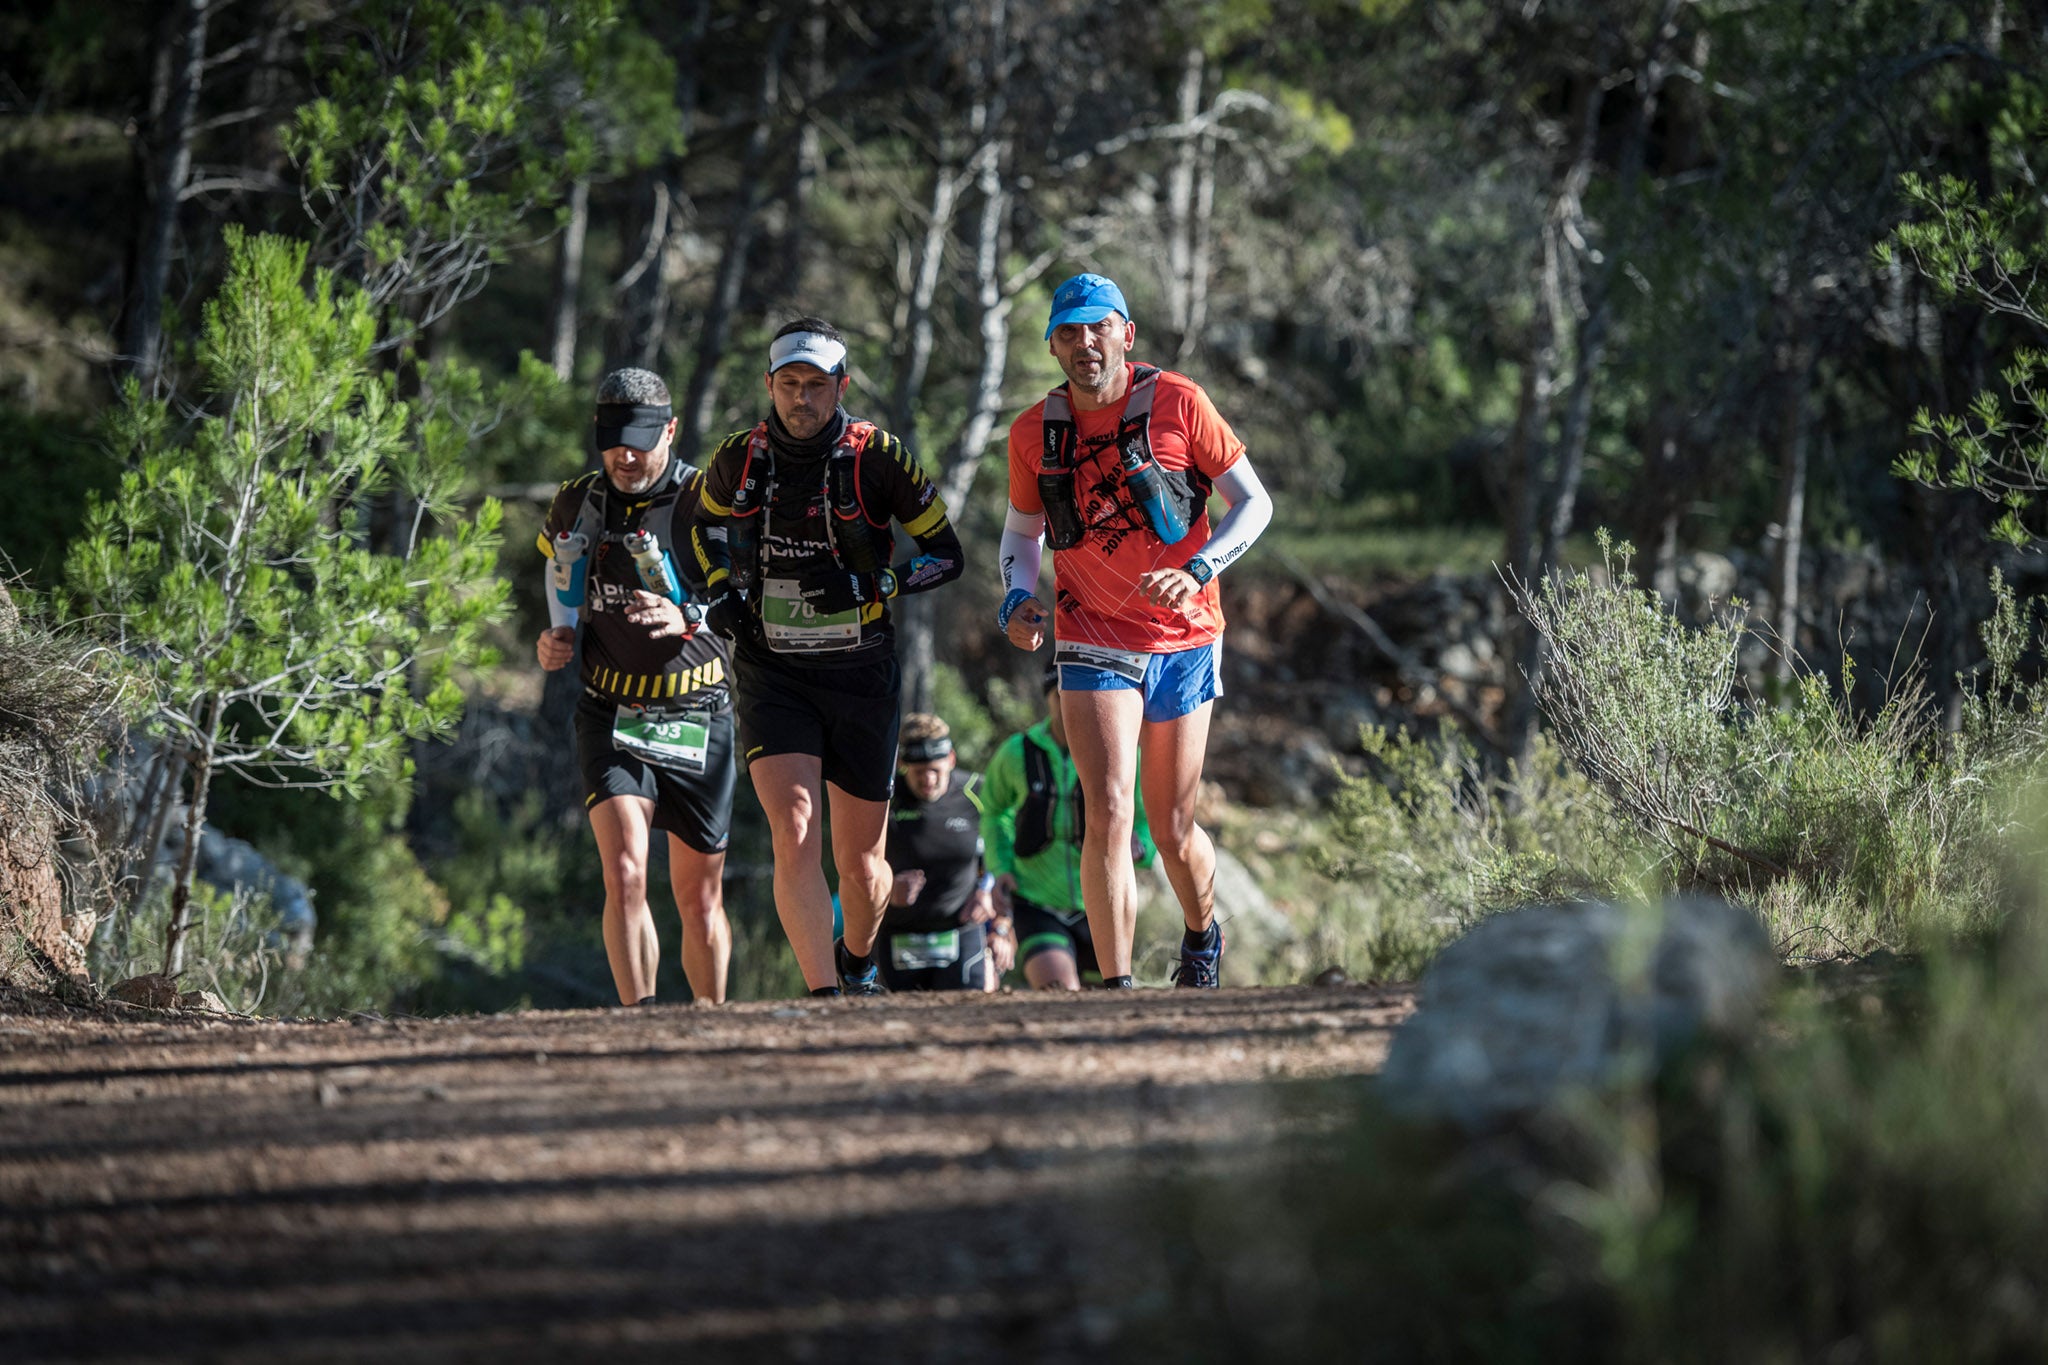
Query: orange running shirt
xmin=1007 ymin=363 xmax=1246 ymax=653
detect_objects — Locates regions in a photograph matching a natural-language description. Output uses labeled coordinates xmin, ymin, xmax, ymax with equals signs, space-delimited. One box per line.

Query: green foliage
xmin=1512 ymin=533 xmax=2040 ymax=948
xmin=1314 ymin=725 xmax=1621 ymax=979
xmin=1888 ymin=154 xmax=2048 ymax=547
xmin=64 ymin=227 xmax=506 ymax=799
xmin=1128 ymin=890 xmax=2048 ymax=1362
xmin=285 ymin=0 xmax=676 ymax=327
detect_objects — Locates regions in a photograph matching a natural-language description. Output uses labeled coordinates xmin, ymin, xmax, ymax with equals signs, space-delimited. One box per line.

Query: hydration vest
xmin=1038 ymin=364 xmax=1209 ymax=549
xmin=723 ymin=419 xmax=887 ymax=594
xmin=1013 ymin=732 xmax=1079 ymax=859
xmin=559 ymin=465 xmax=691 ymax=607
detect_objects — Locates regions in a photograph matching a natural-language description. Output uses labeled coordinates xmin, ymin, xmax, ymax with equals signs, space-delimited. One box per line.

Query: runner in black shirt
xmin=690 ymin=317 xmax=964 ymax=995
xmin=880 ymin=714 xmax=1014 ymax=991
xmin=537 ymin=367 xmax=735 ymax=1005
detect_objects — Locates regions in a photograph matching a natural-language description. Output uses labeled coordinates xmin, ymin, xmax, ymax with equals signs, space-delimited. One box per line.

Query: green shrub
xmin=1311 ymin=725 xmax=1627 ymax=979
xmin=1510 ymin=534 xmax=2041 ymax=950
xmin=1124 ymin=806 xmax=2048 ymax=1362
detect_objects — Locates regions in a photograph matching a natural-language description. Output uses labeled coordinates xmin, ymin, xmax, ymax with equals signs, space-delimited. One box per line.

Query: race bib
xmin=761 ymin=576 xmax=862 ymax=653
xmin=890 ymin=928 xmax=961 ymax=971
xmin=1054 ymin=640 xmax=1150 ymax=683
xmin=613 ymin=707 xmax=711 ymax=774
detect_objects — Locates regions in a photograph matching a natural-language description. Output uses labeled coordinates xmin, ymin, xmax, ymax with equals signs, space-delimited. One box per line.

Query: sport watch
xmin=1182 ymin=555 xmax=1215 ymax=586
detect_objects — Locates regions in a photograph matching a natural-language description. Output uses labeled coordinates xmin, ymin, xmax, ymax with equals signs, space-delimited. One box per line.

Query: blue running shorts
xmin=1054 ymin=638 xmax=1222 ymax=723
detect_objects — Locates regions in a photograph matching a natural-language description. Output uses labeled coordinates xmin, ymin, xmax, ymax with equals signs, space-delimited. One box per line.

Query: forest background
xmin=3 ymin=0 xmax=2047 ymax=1013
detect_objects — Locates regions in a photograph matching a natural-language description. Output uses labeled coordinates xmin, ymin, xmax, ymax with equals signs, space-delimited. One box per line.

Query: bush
xmin=1311 ymin=725 xmax=1625 ymax=980
xmin=1122 ymin=798 xmax=2048 ymax=1362
xmin=1508 ymin=534 xmax=2040 ymax=950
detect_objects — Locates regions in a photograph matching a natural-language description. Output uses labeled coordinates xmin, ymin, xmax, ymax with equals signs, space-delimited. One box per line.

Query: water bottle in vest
xmin=1039 ymin=470 xmax=1086 ymax=549
xmin=623 ymin=529 xmax=685 ymax=605
xmin=1118 ymin=438 xmax=1190 ymax=545
xmin=551 ymin=531 xmax=589 ymax=608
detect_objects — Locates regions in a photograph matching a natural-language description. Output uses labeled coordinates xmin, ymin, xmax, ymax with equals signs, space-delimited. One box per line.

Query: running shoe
xmin=835 ymin=937 xmax=884 ymax=996
xmin=1169 ymin=925 xmax=1225 ymax=989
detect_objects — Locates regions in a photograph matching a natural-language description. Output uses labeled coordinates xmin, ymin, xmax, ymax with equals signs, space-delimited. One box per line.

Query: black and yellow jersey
xmin=691 ymin=409 xmax=964 ymax=671
xmin=540 ymin=462 xmax=733 ymax=712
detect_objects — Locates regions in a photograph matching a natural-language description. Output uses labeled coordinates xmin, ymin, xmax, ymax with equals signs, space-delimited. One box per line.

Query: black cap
xmin=593 ymin=402 xmax=673 ymax=453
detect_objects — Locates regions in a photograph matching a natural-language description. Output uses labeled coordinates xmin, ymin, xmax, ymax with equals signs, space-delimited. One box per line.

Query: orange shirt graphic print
xmin=1007 ymin=363 xmax=1246 ymax=653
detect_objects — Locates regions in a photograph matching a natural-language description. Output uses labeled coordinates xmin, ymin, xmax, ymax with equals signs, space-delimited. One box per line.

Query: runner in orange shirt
xmin=998 ymin=273 xmax=1272 ymax=987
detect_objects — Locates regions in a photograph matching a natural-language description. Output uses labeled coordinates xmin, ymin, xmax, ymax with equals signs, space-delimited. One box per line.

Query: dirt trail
xmin=0 ymin=985 xmax=1411 ymax=1363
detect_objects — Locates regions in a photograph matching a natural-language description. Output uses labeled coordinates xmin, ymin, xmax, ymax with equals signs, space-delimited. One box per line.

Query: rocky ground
xmin=0 ymin=984 xmax=1411 ymax=1363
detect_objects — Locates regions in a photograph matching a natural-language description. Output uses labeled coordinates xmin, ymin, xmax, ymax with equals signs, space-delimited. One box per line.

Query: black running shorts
xmin=731 ymin=646 xmax=901 ymax=803
xmin=1012 ymin=895 xmax=1098 ymax=978
xmin=573 ymin=691 xmax=737 ymax=854
xmin=877 ymin=919 xmax=988 ymax=992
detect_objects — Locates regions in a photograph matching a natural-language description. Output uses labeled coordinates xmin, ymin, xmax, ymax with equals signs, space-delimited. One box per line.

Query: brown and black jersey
xmin=539 ymin=462 xmax=733 ymax=711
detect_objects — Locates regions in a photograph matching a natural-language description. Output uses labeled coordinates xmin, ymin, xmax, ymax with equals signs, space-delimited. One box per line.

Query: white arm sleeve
xmin=543 ymin=566 xmax=579 ymax=630
xmin=1000 ymin=503 xmax=1046 ymax=597
xmin=1191 ymin=457 xmax=1272 ymax=577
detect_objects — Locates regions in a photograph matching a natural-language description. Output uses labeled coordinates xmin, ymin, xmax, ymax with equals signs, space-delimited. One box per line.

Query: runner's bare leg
xmin=1142 ymin=701 xmax=1218 ymax=934
xmin=666 ymin=834 xmax=730 ymax=1003
xmin=1061 ymin=687 xmax=1145 ymax=979
xmin=1024 ymin=948 xmax=1082 ymax=990
xmin=590 ymin=794 xmax=661 ymax=1003
xmin=749 ymin=752 xmax=837 ymax=990
xmin=827 ymin=784 xmax=891 ymax=959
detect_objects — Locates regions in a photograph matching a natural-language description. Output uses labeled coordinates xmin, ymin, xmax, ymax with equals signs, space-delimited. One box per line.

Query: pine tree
xmin=66 ymin=228 xmax=506 ymax=975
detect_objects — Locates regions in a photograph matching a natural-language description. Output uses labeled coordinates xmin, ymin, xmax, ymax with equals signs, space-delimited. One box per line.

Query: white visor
xmin=768 ymin=331 xmax=848 ymax=375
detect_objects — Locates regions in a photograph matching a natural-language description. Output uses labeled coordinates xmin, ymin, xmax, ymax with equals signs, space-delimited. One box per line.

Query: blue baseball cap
xmin=1044 ymin=272 xmax=1130 ymax=339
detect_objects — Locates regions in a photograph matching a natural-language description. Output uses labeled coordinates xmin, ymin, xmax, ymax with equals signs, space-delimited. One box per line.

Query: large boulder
xmin=1380 ymin=897 xmax=1777 ymax=1130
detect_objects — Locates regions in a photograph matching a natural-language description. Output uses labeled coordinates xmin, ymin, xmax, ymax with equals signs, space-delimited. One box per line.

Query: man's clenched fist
xmin=536 ymin=626 xmax=575 ymax=671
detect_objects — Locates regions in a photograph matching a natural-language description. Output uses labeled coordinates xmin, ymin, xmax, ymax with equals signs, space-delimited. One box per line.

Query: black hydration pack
xmin=1013 ymin=733 xmax=1079 ymax=859
xmin=724 ymin=419 xmax=886 ymax=596
xmin=1038 ymin=364 xmax=1208 ymax=550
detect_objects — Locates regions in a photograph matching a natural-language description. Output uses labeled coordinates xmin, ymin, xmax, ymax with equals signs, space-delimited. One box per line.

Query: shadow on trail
xmin=2 ymin=1192 xmax=1135 ymax=1363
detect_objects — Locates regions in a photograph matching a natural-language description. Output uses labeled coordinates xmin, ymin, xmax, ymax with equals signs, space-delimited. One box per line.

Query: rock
xmin=110 ymin=973 xmax=182 ymax=1008
xmin=1312 ymin=966 xmax=1349 ymax=988
xmin=1380 ymin=897 xmax=1776 ymax=1130
xmin=177 ymin=989 xmax=231 ymax=1014
xmin=1438 ymin=641 xmax=1483 ymax=682
xmin=158 ymin=822 xmax=316 ymax=950
xmin=1318 ymin=689 xmax=1381 ymax=753
xmin=1677 ymin=552 xmax=1739 ymax=615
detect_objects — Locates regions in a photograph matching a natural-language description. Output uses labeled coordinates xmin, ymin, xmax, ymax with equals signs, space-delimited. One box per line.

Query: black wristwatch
xmin=1182 ymin=555 xmax=1215 ymax=586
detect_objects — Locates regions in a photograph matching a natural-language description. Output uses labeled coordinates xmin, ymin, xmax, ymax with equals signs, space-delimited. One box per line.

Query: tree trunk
xmin=1770 ymin=333 xmax=1812 ymax=686
xmin=897 ymin=4 xmax=1013 ymax=714
xmin=1183 ymin=126 xmax=1218 ymax=364
xmin=606 ymin=173 xmax=675 ymax=371
xmin=548 ymin=177 xmax=591 ymax=381
xmin=119 ymin=744 xmax=186 ymax=921
xmin=1509 ymin=0 xmax=1688 ymax=763
xmin=891 ymin=159 xmax=964 ymax=450
xmin=1500 ymin=235 xmax=1563 ymax=764
xmin=678 ymin=19 xmax=793 ymax=465
xmin=775 ymin=0 xmax=829 ymax=293
xmin=1164 ymin=48 xmax=1204 ymax=356
xmin=121 ymin=0 xmax=211 ymax=392
xmin=162 ymin=697 xmax=224 ymax=978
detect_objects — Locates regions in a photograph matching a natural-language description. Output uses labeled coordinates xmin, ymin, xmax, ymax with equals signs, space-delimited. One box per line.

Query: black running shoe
xmin=834 ymin=937 xmax=883 ymax=996
xmin=1169 ymin=925 xmax=1225 ymax=989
